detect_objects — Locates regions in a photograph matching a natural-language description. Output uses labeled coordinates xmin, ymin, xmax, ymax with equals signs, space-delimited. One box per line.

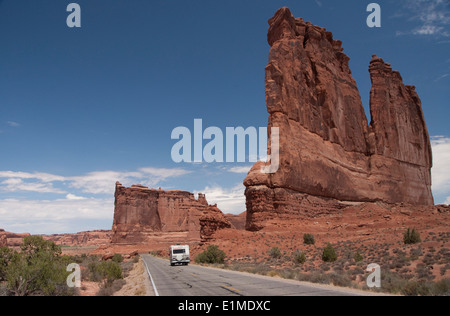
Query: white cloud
xmin=0 ymin=166 xmax=194 ymax=234
xmin=431 ymin=136 xmax=450 ymax=200
xmin=313 ymin=0 xmax=323 ymax=7
xmin=445 ymin=197 xmax=450 ymax=205
xmin=228 ymin=166 xmax=252 ymax=174
xmin=195 ymin=184 xmax=246 ymax=215
xmin=413 ymin=24 xmax=444 ymax=35
xmin=0 ymin=171 xmax=65 ymax=183
xmin=68 ymin=167 xmax=191 ymax=195
xmin=0 ymin=197 xmax=113 ymax=234
xmin=0 ymin=167 xmax=191 ymax=196
xmin=66 ymin=193 xmax=86 ymax=200
xmin=0 ymin=178 xmax=66 ymax=194
xmin=6 ymin=121 xmax=20 ymax=127
xmin=397 ymin=0 xmax=450 ymax=37
xmin=435 ymin=73 xmax=450 ymax=82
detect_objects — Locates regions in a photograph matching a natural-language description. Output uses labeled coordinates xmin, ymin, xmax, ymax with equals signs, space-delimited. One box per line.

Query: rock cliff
xmin=43 ymin=230 xmax=112 ymax=246
xmin=111 ymin=182 xmax=232 ymax=244
xmin=244 ymin=7 xmax=434 ymax=231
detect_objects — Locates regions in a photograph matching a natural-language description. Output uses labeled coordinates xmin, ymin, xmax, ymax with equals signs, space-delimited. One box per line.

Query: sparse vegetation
xmin=293 ymin=250 xmax=306 ymax=265
xmin=219 ymin=229 xmax=450 ymax=296
xmin=353 ymin=251 xmax=364 ymax=263
xmin=303 ymin=234 xmax=315 ymax=245
xmin=404 ymin=228 xmax=421 ymax=245
xmin=195 ymin=245 xmax=226 ymax=264
xmin=268 ymin=247 xmax=282 ymax=259
xmin=0 ymin=238 xmax=135 ymax=296
xmin=0 ymin=236 xmax=73 ymax=296
xmin=322 ymin=243 xmax=338 ymax=262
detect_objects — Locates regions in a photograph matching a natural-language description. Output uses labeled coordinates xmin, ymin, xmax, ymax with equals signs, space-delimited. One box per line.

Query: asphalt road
xmin=141 ymin=255 xmax=375 ymax=296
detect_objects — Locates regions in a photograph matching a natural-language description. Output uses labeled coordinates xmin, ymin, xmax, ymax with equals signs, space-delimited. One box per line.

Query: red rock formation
xmin=112 ymin=182 xmax=232 ymax=244
xmin=225 ymin=212 xmax=247 ymax=230
xmin=3 ymin=231 xmax=31 ymax=247
xmin=200 ymin=206 xmax=232 ymax=241
xmin=244 ymin=7 xmax=434 ymax=231
xmin=42 ymin=230 xmax=112 ymax=246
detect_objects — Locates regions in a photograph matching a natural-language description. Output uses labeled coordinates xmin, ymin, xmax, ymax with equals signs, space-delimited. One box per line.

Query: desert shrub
xmin=195 ymin=245 xmax=226 ymax=264
xmin=431 ymin=278 xmax=450 ymax=296
xmin=410 ymin=247 xmax=423 ymax=260
xmin=401 ymin=280 xmax=431 ymax=296
xmin=268 ymin=247 xmax=282 ymax=259
xmin=308 ymin=272 xmax=331 ymax=284
xmin=112 ymin=254 xmax=123 ymax=263
xmin=293 ymin=250 xmax=306 ymax=265
xmin=404 ymin=228 xmax=421 ymax=245
xmin=97 ymin=278 xmax=126 ymax=296
xmin=0 ymin=247 xmax=14 ymax=282
xmin=329 ymin=273 xmax=352 ymax=288
xmin=379 ymin=270 xmax=407 ymax=294
xmin=353 ymin=251 xmax=364 ymax=263
xmin=303 ymin=234 xmax=315 ymax=245
xmin=89 ymin=260 xmax=123 ymax=283
xmin=322 ymin=243 xmax=338 ymax=262
xmin=4 ymin=236 xmax=73 ymax=296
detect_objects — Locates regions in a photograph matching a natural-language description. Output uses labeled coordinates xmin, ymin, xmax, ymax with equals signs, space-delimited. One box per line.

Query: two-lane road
xmin=141 ymin=255 xmax=375 ymax=296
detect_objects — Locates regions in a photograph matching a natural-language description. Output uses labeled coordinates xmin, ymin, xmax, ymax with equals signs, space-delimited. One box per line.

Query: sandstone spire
xmin=244 ymin=8 xmax=434 ymax=231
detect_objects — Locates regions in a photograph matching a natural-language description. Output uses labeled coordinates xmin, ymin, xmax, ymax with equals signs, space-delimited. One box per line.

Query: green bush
xmin=401 ymin=280 xmax=431 ymax=296
xmin=431 ymin=278 xmax=450 ymax=296
xmin=268 ymin=247 xmax=282 ymax=259
xmin=303 ymin=234 xmax=315 ymax=245
xmin=0 ymin=247 xmax=14 ymax=282
xmin=353 ymin=251 xmax=364 ymax=263
xmin=404 ymin=228 xmax=421 ymax=245
xmin=89 ymin=260 xmax=123 ymax=283
xmin=195 ymin=245 xmax=226 ymax=264
xmin=4 ymin=236 xmax=72 ymax=296
xmin=322 ymin=243 xmax=338 ymax=262
xmin=293 ymin=250 xmax=306 ymax=264
xmin=112 ymin=254 xmax=124 ymax=263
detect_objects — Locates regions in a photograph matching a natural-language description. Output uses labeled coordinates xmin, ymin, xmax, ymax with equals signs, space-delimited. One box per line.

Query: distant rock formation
xmin=111 ymin=182 xmax=232 ymax=244
xmin=43 ymin=230 xmax=112 ymax=246
xmin=244 ymin=7 xmax=434 ymax=231
xmin=1 ymin=231 xmax=31 ymax=247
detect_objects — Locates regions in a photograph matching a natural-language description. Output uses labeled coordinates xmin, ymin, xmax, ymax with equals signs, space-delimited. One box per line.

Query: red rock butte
xmin=111 ymin=182 xmax=233 ymax=245
xmin=244 ymin=7 xmax=434 ymax=231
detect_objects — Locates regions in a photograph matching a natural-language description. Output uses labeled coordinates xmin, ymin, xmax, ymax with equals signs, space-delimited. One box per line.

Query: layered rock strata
xmin=111 ymin=182 xmax=232 ymax=244
xmin=244 ymin=7 xmax=434 ymax=231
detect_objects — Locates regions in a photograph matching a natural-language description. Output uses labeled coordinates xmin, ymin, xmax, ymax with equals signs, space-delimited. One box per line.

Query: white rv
xmin=169 ymin=245 xmax=190 ymax=266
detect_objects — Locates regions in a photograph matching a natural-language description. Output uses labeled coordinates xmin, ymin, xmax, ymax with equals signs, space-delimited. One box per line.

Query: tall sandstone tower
xmin=244 ymin=8 xmax=434 ymax=231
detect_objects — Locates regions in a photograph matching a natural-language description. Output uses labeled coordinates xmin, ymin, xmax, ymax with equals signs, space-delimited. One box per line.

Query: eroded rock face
xmin=244 ymin=7 xmax=434 ymax=231
xmin=112 ymin=182 xmax=232 ymax=244
xmin=43 ymin=230 xmax=112 ymax=246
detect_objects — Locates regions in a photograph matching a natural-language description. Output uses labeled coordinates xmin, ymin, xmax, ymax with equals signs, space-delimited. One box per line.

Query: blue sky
xmin=0 ymin=0 xmax=449 ymax=234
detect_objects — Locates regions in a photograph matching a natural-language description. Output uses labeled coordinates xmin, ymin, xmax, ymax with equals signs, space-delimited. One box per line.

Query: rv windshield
xmin=173 ymin=249 xmax=185 ymax=254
